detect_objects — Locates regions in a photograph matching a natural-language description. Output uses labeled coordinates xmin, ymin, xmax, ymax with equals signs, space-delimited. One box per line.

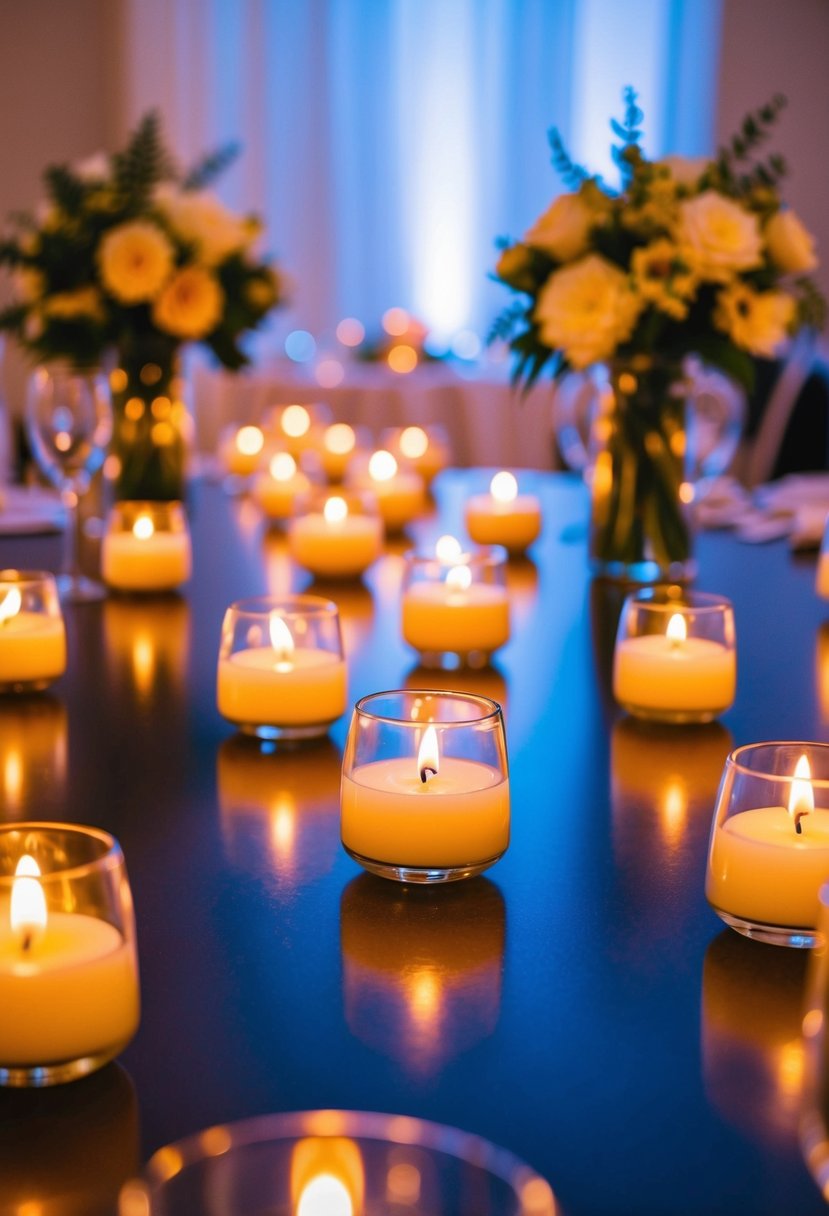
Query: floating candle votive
xmin=464 ymin=471 xmax=542 ymax=554
xmin=289 ymin=489 xmax=383 ymax=579
xmin=101 ymin=502 xmax=192 ymax=592
xmin=217 ymin=595 xmax=347 ymax=740
xmin=350 ymin=450 xmax=425 ymax=531
xmin=613 ymin=589 xmax=736 ymax=723
xmin=0 ymin=572 xmax=66 ymax=693
xmin=219 ymin=424 xmax=266 ymax=477
xmin=252 ymin=452 xmax=312 ymax=521
xmin=381 ymin=424 xmax=450 ymax=486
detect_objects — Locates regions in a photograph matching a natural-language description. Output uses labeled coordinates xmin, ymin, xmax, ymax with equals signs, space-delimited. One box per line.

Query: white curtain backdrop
xmin=114 ymin=0 xmax=721 ymax=357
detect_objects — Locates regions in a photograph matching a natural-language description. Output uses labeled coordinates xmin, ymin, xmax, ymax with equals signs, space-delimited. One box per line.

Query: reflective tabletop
xmin=0 ymin=469 xmax=826 ymax=1215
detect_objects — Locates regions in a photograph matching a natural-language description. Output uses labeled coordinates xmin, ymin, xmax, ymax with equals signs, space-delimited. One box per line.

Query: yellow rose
xmin=764 ymin=209 xmax=818 ymax=274
xmin=43 ymin=286 xmax=105 ymax=322
xmin=714 ymin=282 xmax=795 ymax=357
xmin=152 ymin=266 xmax=224 ymax=339
xmin=155 ymin=186 xmax=253 ymax=266
xmin=524 ymin=192 xmax=594 ymax=262
xmin=534 ymin=254 xmax=642 ymax=369
xmin=677 ymin=192 xmax=763 ymax=282
xmin=631 ymin=239 xmax=697 ymax=320
xmin=495 ymin=243 xmax=536 ymax=292
xmin=98 ymin=221 xmax=175 ymax=304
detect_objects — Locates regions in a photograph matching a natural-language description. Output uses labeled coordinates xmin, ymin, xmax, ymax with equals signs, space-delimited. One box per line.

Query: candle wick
xmin=420 ymin=766 xmax=437 ymax=784
xmin=795 ymin=813 xmax=804 ymax=835
xmin=21 ymin=929 xmax=32 ymax=954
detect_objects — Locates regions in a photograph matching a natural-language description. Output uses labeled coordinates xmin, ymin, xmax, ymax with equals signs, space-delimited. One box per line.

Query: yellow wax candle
xmin=401 ymin=582 xmax=510 ymax=655
xmin=816 ymin=553 xmax=829 ymax=599
xmin=289 ymin=498 xmax=383 ymax=578
xmin=252 ymin=453 xmax=311 ymax=520
xmin=0 ymin=613 xmax=66 ymax=687
xmin=341 ymin=757 xmax=510 ymax=867
xmin=394 ymin=425 xmax=449 ymax=485
xmin=102 ymin=525 xmax=191 ymax=592
xmin=355 ymin=451 xmax=425 ymax=531
xmin=321 ymin=423 xmax=361 ymax=482
xmin=0 ymin=908 xmax=139 ymax=1067
xmin=464 ymin=472 xmax=542 ymax=553
xmin=220 ymin=425 xmax=266 ymax=476
xmin=613 ymin=634 xmax=735 ymax=715
xmin=217 ymin=647 xmax=347 ymax=728
xmin=706 ymin=806 xmax=829 ymax=929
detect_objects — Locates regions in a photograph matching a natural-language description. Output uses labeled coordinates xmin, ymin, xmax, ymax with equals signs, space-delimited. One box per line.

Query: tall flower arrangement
xmin=493 ymin=91 xmax=825 ymax=578
xmin=0 ymin=112 xmax=284 ymax=499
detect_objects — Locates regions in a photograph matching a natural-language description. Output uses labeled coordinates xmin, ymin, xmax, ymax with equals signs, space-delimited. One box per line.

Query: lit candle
xmin=706 ymin=753 xmax=829 ymax=932
xmin=291 ymin=1136 xmax=364 ymax=1216
xmin=341 ymin=720 xmax=510 ymax=871
xmin=320 ymin=423 xmax=362 ymax=482
xmin=0 ymin=846 xmax=139 ymax=1076
xmin=401 ymin=539 xmax=510 ymax=662
xmin=217 ymin=599 xmax=347 ymax=738
xmin=289 ymin=492 xmax=383 ymax=578
xmin=101 ymin=506 xmax=192 ymax=591
xmin=464 ymin=471 xmax=542 ymax=554
xmin=252 ymin=452 xmax=311 ymax=520
xmin=0 ymin=578 xmax=66 ymax=691
xmin=613 ymin=606 xmax=735 ymax=721
xmin=220 ymin=424 xmax=265 ymax=476
xmin=264 ymin=403 xmax=331 ymax=457
xmin=383 ymin=425 xmax=450 ymax=485
xmin=352 ymin=450 xmax=425 ymax=531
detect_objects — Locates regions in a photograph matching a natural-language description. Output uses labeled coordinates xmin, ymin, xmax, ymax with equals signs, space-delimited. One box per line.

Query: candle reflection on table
xmin=0 ymin=1063 xmax=138 ymax=1215
xmin=702 ymin=931 xmax=808 ymax=1149
xmin=0 ymin=694 xmax=67 ymax=819
xmin=103 ymin=594 xmax=190 ymax=705
xmin=816 ymin=623 xmax=829 ymax=722
xmin=217 ymin=736 xmax=341 ymax=890
xmin=340 ymin=875 xmax=505 ymax=1076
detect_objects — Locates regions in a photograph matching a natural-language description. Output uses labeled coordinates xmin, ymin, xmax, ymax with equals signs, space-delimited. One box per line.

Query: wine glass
xmin=26 ymin=364 xmax=113 ymax=602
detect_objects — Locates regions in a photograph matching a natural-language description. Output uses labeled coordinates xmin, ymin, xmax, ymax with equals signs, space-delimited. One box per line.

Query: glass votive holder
xmin=218 ymin=423 xmax=267 ymax=478
xmin=217 ymin=595 xmax=347 ymax=741
xmin=464 ymin=471 xmax=543 ymax=555
xmin=817 ymin=516 xmax=829 ymax=599
xmin=289 ymin=487 xmax=384 ymax=579
xmin=262 ymin=401 xmax=332 ymax=456
xmin=0 ymin=822 xmax=140 ymax=1086
xmin=119 ymin=1108 xmax=556 ymax=1215
xmin=341 ymin=689 xmax=510 ymax=883
xmin=613 ymin=587 xmax=736 ymax=723
xmin=0 ymin=571 xmax=66 ymax=694
xmin=252 ymin=451 xmax=312 ymax=521
xmin=101 ymin=501 xmax=192 ymax=592
xmin=381 ymin=422 xmax=451 ymax=485
xmin=318 ymin=421 xmax=370 ymax=483
xmin=705 ymin=741 xmax=829 ymax=947
xmin=349 ymin=449 xmax=427 ymax=531
xmin=401 ymin=541 xmax=510 ymax=669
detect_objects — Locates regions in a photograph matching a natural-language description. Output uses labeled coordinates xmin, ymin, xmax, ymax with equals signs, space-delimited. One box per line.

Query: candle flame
xmin=418 ymin=725 xmax=440 ymax=783
xmin=269 ymin=614 xmax=295 ymax=669
xmin=11 ymin=854 xmax=47 ymax=951
xmin=435 ymin=535 xmax=462 ymax=563
xmin=281 ymin=404 xmax=311 ymax=438
xmin=236 ymin=425 xmax=264 ymax=456
xmin=270 ymin=452 xmax=297 ymax=481
xmin=666 ymin=613 xmax=687 ymax=647
xmin=132 ymin=514 xmax=155 ymax=541
xmin=0 ymin=586 xmax=22 ymax=625
xmin=445 ymin=564 xmax=472 ymax=593
xmin=789 ymin=754 xmax=814 ymax=834
xmin=324 ymin=496 xmax=349 ymax=525
xmin=400 ymin=426 xmax=428 ymax=459
xmin=490 ymin=471 xmax=518 ymax=504
xmin=324 ymin=423 xmax=356 ymax=455
xmin=296 ymin=1174 xmax=353 ymax=1216
xmin=368 ymin=450 xmax=397 ymax=482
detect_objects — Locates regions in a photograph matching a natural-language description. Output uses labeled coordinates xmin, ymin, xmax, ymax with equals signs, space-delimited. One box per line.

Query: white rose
xmin=677 ymin=191 xmax=763 ymax=282
xmin=765 ymin=209 xmax=818 ymax=274
xmin=524 ymin=193 xmax=593 ymax=262
xmin=155 ymin=186 xmax=253 ymax=266
xmin=660 ymin=155 xmax=708 ymax=188
xmin=534 ymin=254 xmax=642 ymax=369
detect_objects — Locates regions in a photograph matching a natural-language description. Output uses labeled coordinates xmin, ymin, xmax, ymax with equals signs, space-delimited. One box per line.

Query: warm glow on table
xmin=354 ymin=451 xmax=425 ymax=530
xmin=221 ymin=424 xmax=265 ymax=476
xmin=289 ymin=495 xmax=383 ymax=577
xmin=102 ymin=513 xmax=192 ymax=591
xmin=401 ymin=549 xmax=510 ymax=657
xmin=253 ymin=452 xmax=311 ymax=520
xmin=465 ymin=471 xmax=542 ymax=553
xmin=613 ymin=612 xmax=735 ymax=717
xmin=0 ymin=584 xmax=66 ymax=687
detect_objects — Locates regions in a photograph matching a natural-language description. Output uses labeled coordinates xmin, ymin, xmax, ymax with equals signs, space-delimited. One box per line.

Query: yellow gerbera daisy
xmin=98 ymin=220 xmax=175 ymax=304
xmin=152 ymin=266 xmax=224 ymax=339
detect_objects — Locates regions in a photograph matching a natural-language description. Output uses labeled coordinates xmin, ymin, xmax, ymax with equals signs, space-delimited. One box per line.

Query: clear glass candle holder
xmin=341 ymin=689 xmax=510 ymax=884
xmin=705 ymin=741 xmax=829 ymax=947
xmin=817 ymin=516 xmax=829 ymax=600
xmin=380 ymin=422 xmax=451 ymax=485
xmin=101 ymin=501 xmax=192 ymax=593
xmin=613 ymin=587 xmax=736 ymax=723
xmin=262 ymin=401 xmax=333 ymax=456
xmin=119 ymin=1108 xmax=556 ymax=1215
xmin=0 ymin=822 xmax=140 ymax=1086
xmin=217 ymin=595 xmax=347 ymax=741
xmin=0 ymin=571 xmax=66 ymax=694
xmin=289 ymin=488 xmax=384 ymax=579
xmin=401 ymin=544 xmax=510 ymax=669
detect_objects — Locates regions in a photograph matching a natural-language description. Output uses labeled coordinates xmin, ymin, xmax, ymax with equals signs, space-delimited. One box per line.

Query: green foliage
xmin=183 ymin=142 xmax=241 ymax=190
xmin=547 ymin=128 xmax=588 ymax=191
xmin=111 ymin=111 xmax=172 ymax=211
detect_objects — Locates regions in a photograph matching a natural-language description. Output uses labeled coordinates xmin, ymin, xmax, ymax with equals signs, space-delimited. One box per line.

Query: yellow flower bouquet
xmin=0 ymin=113 xmax=284 ymax=500
xmin=494 ymin=91 xmax=825 ymax=578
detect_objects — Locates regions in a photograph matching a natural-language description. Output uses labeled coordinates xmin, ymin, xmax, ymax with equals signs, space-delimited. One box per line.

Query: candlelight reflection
xmin=261 ymin=528 xmax=298 ymax=599
xmin=0 ymin=696 xmax=67 ymax=819
xmin=505 ymin=557 xmax=539 ymax=621
xmin=217 ymin=736 xmax=341 ymax=889
xmin=589 ymin=579 xmax=631 ymax=714
xmin=404 ymin=662 xmax=508 ymax=719
xmin=702 ymin=931 xmax=808 ymax=1148
xmin=0 ymin=1063 xmax=138 ymax=1215
xmin=340 ymin=875 xmax=505 ymax=1076
xmin=816 ymin=622 xmax=829 ymax=722
xmin=103 ymin=595 xmax=190 ymax=706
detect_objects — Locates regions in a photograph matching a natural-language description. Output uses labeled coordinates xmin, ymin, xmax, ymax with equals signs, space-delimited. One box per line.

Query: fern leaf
xmin=111 ymin=111 xmax=172 ymax=209
xmin=183 ymin=142 xmax=241 ymax=190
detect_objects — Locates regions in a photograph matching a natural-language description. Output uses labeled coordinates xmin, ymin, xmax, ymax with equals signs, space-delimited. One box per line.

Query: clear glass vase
xmin=588 ymin=360 xmax=695 ymax=582
xmin=110 ymin=339 xmax=189 ymax=502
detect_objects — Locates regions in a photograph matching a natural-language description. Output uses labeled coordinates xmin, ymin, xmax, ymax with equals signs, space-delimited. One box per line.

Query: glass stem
xmin=61 ymin=487 xmax=81 ymax=580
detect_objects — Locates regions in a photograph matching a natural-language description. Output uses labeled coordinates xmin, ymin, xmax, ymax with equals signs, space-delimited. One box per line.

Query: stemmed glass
xmin=26 ymin=364 xmax=113 ymax=602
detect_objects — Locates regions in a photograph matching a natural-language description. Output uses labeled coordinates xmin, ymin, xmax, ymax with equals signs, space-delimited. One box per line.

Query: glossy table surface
xmin=0 ymin=469 xmax=827 ymax=1216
